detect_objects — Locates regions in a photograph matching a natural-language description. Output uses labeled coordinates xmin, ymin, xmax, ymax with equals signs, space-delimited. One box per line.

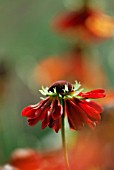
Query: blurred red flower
xmin=22 ymin=80 xmax=105 ymax=132
xmin=52 ymin=7 xmax=114 ymax=42
xmin=0 ymin=164 xmax=18 ymax=170
xmin=9 ymin=149 xmax=65 ymax=170
xmin=9 ymin=149 xmax=42 ymax=170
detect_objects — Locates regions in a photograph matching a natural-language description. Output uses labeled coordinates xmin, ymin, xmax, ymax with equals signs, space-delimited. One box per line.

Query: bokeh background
xmin=0 ymin=0 xmax=114 ymax=169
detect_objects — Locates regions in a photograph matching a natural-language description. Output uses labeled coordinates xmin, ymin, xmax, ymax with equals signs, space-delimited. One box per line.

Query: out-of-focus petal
xmin=9 ymin=149 xmax=42 ymax=170
xmin=52 ymin=7 xmax=114 ymax=42
xmin=86 ymin=12 xmax=114 ymax=39
xmin=86 ymin=118 xmax=97 ymax=129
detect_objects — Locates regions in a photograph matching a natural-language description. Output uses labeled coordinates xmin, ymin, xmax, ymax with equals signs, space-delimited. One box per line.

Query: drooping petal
xmin=22 ymin=106 xmax=36 ymax=117
xmin=85 ymin=100 xmax=103 ymax=113
xmin=42 ymin=111 xmax=51 ymax=129
xmin=65 ymin=99 xmax=85 ymax=130
xmin=78 ymin=100 xmax=101 ymax=121
xmin=35 ymin=102 xmax=51 ymax=124
xmin=35 ymin=97 xmax=51 ymax=117
xmin=41 ymin=99 xmax=56 ymax=129
xmin=51 ymin=99 xmax=63 ymax=120
xmin=48 ymin=118 xmax=61 ymax=133
xmin=37 ymin=107 xmax=50 ymax=121
xmin=22 ymin=97 xmax=50 ymax=117
xmin=86 ymin=118 xmax=97 ymax=129
xmin=53 ymin=119 xmax=61 ymax=133
xmin=27 ymin=116 xmax=40 ymax=126
xmin=41 ymin=99 xmax=61 ymax=129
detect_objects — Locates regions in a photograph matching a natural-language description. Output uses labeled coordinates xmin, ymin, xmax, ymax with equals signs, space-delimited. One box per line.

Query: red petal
xmin=42 ymin=111 xmax=51 ymax=129
xmin=38 ymin=107 xmax=50 ymax=121
xmin=22 ymin=106 xmax=37 ymax=117
xmin=86 ymin=118 xmax=97 ymax=129
xmin=86 ymin=101 xmax=103 ymax=113
xmin=51 ymin=99 xmax=63 ymax=120
xmin=78 ymin=89 xmax=105 ymax=99
xmin=48 ymin=118 xmax=61 ymax=133
xmin=53 ymin=119 xmax=61 ymax=133
xmin=78 ymin=100 xmax=101 ymax=121
xmin=27 ymin=116 xmax=39 ymax=126
xmin=37 ymin=97 xmax=50 ymax=109
xmin=65 ymin=99 xmax=85 ymax=130
xmin=22 ymin=97 xmax=50 ymax=117
xmin=35 ymin=97 xmax=51 ymax=116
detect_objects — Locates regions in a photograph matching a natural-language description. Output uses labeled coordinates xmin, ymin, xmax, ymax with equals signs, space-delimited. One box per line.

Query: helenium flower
xmin=22 ymin=80 xmax=105 ymax=133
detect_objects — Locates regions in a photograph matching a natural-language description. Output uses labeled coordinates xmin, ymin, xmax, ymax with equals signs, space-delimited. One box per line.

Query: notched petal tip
xmin=48 ymin=118 xmax=61 ymax=133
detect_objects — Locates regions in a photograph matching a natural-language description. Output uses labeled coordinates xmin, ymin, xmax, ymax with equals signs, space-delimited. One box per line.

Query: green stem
xmin=83 ymin=0 xmax=90 ymax=8
xmin=61 ymin=99 xmax=70 ymax=170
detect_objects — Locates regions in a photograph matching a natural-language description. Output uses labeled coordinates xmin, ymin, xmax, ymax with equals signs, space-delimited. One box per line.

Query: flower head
xmin=52 ymin=7 xmax=114 ymax=42
xmin=22 ymin=80 xmax=105 ymax=133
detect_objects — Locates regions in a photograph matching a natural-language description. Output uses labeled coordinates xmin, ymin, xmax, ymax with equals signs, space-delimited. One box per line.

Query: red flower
xmin=9 ymin=149 xmax=64 ymax=170
xmin=22 ymin=80 xmax=105 ymax=132
xmin=9 ymin=149 xmax=44 ymax=170
xmin=52 ymin=7 xmax=114 ymax=42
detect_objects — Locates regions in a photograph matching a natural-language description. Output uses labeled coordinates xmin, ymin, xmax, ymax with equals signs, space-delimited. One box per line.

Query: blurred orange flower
xmin=34 ymin=47 xmax=107 ymax=88
xmin=52 ymin=7 xmax=114 ymax=42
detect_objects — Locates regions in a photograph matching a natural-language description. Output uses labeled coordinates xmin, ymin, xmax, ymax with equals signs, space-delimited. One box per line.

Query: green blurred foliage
xmin=0 ymin=0 xmax=114 ymax=164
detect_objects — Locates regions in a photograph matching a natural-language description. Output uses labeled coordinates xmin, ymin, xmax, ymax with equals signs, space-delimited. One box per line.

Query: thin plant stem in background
xmin=84 ymin=0 xmax=90 ymax=7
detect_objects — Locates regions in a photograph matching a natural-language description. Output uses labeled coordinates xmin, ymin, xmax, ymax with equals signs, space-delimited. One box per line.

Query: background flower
xmin=33 ymin=46 xmax=107 ymax=88
xmin=0 ymin=0 xmax=114 ymax=168
xmin=52 ymin=7 xmax=114 ymax=42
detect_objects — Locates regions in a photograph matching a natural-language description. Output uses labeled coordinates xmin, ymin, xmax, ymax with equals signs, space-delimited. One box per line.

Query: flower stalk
xmin=61 ymin=99 xmax=70 ymax=170
xmin=83 ymin=0 xmax=90 ymax=7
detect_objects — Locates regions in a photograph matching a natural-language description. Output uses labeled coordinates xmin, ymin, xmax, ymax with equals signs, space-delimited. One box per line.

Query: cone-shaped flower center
xmin=48 ymin=80 xmax=73 ymax=96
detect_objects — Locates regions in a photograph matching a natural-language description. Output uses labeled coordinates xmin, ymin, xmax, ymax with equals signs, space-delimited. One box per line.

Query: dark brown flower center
xmin=48 ymin=80 xmax=73 ymax=95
